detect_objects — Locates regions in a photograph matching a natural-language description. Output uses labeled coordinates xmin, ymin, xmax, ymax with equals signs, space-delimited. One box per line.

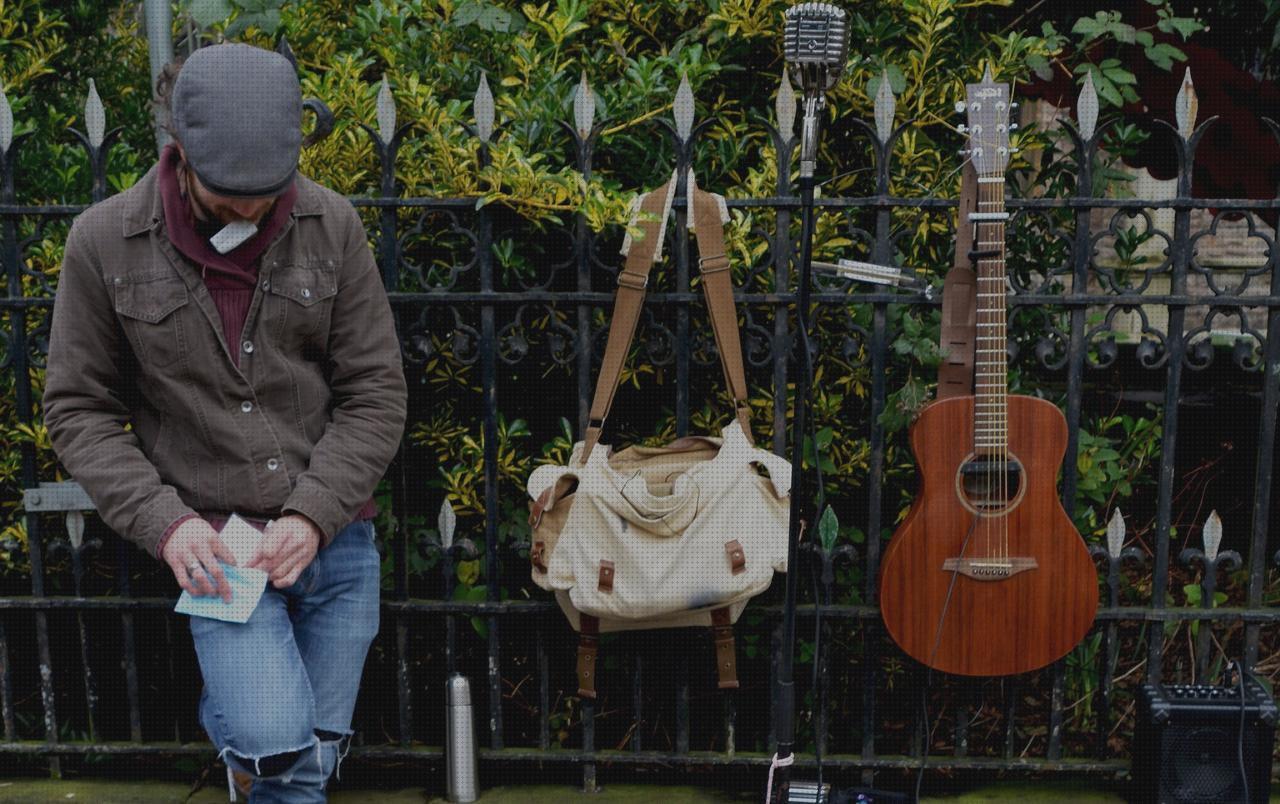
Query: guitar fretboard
xmin=974 ymin=177 xmax=1007 ymax=454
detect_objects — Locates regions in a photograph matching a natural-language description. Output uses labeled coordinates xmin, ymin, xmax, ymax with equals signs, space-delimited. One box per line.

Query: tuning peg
xmin=1010 ymin=102 xmax=1019 ymax=111
xmin=957 ymin=123 xmax=969 ymax=134
xmin=957 ymin=148 xmax=971 ymax=156
xmin=1009 ymin=122 xmax=1018 ymax=131
xmin=955 ymin=100 xmax=967 ymax=114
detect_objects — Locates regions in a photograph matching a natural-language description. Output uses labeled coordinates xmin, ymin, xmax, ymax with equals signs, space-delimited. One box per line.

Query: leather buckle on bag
xmin=528 ymin=489 xmax=553 ymax=529
xmin=617 ymin=271 xmax=648 ymax=290
xmin=710 ymin=607 xmax=739 ymax=689
xmin=598 ymin=559 xmax=615 ymax=593
xmin=577 ymin=614 xmax=599 ymax=698
xmin=698 ymin=254 xmax=731 ymax=274
xmin=725 ymin=540 xmax=746 ymax=575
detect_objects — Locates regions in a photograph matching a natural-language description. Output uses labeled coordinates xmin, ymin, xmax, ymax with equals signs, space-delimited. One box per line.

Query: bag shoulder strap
xmin=690 ymin=189 xmax=753 ymax=444
xmin=582 ymin=181 xmax=674 ymax=462
xmin=937 ymin=162 xmax=980 ymax=399
xmin=583 ymin=180 xmax=753 ymax=461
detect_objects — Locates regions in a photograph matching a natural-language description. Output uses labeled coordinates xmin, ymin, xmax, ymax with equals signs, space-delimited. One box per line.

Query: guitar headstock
xmin=962 ymin=67 xmax=1013 ymax=177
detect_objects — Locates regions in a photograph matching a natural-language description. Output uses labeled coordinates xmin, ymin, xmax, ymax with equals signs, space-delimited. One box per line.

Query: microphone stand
xmin=772 ymin=88 xmax=824 ymax=804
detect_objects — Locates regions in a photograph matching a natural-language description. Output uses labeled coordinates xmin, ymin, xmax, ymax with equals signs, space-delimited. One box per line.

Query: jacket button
xmin=266 ymin=458 xmax=280 ymax=471
xmin=261 ymin=280 xmax=270 ymax=291
xmin=300 ymin=288 xmax=311 ymax=299
xmin=242 ymin=340 xmax=254 ymax=354
xmin=240 ymin=401 xmax=253 ymax=413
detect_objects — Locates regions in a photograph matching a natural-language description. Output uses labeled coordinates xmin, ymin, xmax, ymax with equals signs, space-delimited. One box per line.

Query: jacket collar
xmin=122 ymin=162 xmax=325 ymax=239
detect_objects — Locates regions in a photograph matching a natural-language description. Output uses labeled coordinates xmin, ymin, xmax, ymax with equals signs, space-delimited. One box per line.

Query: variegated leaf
xmin=376 ymin=74 xmax=396 ymax=145
xmin=439 ymin=498 xmax=457 ymax=549
xmin=673 ymin=73 xmax=694 ymax=142
xmin=85 ymin=79 xmax=105 ymax=149
xmin=0 ymin=85 xmax=12 ymax=154
xmin=1175 ymin=68 xmax=1197 ymax=140
xmin=874 ymin=71 xmax=895 ymax=144
xmin=775 ymin=69 xmax=796 ymax=137
xmin=1107 ymin=508 xmax=1125 ymax=558
xmin=474 ymin=72 xmax=494 ymax=143
xmin=574 ymin=71 xmax=594 ymax=138
xmin=1202 ymin=510 xmax=1222 ymax=562
xmin=1078 ymin=71 xmax=1099 ymax=142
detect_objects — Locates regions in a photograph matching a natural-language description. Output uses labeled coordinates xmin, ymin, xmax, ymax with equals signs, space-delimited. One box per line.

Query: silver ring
xmin=188 ymin=563 xmax=202 ymax=575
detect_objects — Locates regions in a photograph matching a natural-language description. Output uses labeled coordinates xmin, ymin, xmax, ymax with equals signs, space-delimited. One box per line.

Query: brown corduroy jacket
xmin=43 ymin=165 xmax=407 ymax=557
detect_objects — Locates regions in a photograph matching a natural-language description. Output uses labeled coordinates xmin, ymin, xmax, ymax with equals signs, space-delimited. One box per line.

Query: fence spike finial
xmin=0 ymin=85 xmax=12 ymax=154
xmin=439 ymin=498 xmax=457 ymax=549
xmin=874 ymin=71 xmax=896 ymax=143
xmin=85 ymin=79 xmax=105 ymax=149
xmin=1077 ymin=70 xmax=1099 ymax=142
xmin=474 ymin=72 xmax=494 ymax=143
xmin=1175 ymin=67 xmax=1198 ymax=140
xmin=673 ymin=72 xmax=694 ymax=142
xmin=776 ymin=68 xmax=796 ymax=137
xmin=1106 ymin=508 xmax=1126 ymax=557
xmin=376 ymin=74 xmax=396 ymax=145
xmin=1202 ymin=510 xmax=1222 ymax=562
xmin=573 ymin=71 xmax=594 ymax=138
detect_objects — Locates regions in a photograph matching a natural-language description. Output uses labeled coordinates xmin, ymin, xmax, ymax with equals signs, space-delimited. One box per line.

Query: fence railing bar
xmin=369 ymin=291 xmax=1280 ymax=310
xmin=953 ymin=681 xmax=970 ymax=758
xmin=115 ymin=540 xmax=141 ymax=743
xmin=536 ymin=618 xmax=549 ymax=751
xmin=1002 ymin=677 xmax=1018 ymax=761
xmin=1047 ymin=658 xmax=1067 ymax=760
xmin=0 ymin=618 xmax=12 ymax=740
xmin=581 ymin=698 xmax=596 ymax=793
xmin=70 ymin=540 xmax=98 ymax=742
xmin=1244 ymin=313 xmax=1280 ymax=672
xmin=632 ymin=652 xmax=643 ymax=753
xmin=676 ymin=649 xmax=690 ymax=755
xmin=164 ymin=616 xmax=180 ymax=743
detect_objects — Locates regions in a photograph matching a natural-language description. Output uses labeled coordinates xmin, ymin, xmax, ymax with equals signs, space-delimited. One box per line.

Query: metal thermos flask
xmin=445 ymin=674 xmax=478 ymax=802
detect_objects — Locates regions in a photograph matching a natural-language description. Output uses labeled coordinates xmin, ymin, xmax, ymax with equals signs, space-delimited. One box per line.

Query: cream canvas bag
xmin=526 ymin=177 xmax=791 ymax=697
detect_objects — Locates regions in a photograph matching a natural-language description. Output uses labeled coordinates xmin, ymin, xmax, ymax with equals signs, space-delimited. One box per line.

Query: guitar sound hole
xmin=958 ymin=456 xmax=1024 ymax=515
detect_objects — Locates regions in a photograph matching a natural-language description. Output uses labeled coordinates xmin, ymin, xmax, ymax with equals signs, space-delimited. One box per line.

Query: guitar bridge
xmin=941 ymin=557 xmax=1038 ymax=580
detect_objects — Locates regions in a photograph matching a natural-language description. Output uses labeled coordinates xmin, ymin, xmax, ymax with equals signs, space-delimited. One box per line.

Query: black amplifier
xmin=1132 ymin=680 xmax=1277 ymax=803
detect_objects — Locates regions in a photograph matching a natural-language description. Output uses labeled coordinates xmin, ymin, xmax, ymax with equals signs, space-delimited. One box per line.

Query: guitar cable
xmin=913 ymin=516 xmax=979 ymax=803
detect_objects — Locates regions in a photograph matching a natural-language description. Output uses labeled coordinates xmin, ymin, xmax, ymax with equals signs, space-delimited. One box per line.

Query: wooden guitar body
xmin=879 ymin=395 xmax=1098 ymax=676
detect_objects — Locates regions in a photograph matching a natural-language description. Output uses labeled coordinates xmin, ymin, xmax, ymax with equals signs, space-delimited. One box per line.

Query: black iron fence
xmin=0 ymin=67 xmax=1278 ymax=793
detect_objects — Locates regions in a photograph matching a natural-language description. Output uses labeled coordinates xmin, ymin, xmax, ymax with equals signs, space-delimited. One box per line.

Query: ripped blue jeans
xmin=189 ymin=519 xmax=381 ymax=803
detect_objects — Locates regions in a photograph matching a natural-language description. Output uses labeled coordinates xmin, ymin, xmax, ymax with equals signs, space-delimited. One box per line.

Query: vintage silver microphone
xmin=784 ymin=3 xmax=850 ymax=179
xmin=774 ymin=4 xmax=850 ymax=804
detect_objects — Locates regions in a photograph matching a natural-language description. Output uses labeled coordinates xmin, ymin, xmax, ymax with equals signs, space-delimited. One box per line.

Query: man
xmin=43 ymin=43 xmax=406 ymax=801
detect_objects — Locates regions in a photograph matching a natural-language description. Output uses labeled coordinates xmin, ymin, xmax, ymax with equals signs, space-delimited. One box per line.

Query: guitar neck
xmin=974 ymin=177 xmax=1007 ymax=455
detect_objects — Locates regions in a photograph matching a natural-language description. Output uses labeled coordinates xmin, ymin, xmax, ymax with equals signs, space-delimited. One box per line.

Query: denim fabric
xmin=190 ymin=519 xmax=381 ymax=803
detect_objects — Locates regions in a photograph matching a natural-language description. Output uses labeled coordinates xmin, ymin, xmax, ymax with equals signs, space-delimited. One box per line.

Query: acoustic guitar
xmin=878 ymin=70 xmax=1098 ymax=676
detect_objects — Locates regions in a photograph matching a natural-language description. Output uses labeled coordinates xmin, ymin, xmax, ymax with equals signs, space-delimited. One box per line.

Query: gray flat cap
xmin=172 ymin=43 xmax=302 ymax=197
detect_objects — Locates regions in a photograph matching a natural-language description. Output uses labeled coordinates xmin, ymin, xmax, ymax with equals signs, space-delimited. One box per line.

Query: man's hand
xmin=248 ymin=515 xmax=320 ymax=588
xmin=162 ymin=518 xmax=237 ymax=602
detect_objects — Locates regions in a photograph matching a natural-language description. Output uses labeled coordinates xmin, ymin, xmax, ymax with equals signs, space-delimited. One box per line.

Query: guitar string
xmin=978 ymin=159 xmax=1009 ymax=564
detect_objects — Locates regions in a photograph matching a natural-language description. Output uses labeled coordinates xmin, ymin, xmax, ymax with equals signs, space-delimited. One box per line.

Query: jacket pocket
xmin=112 ymin=276 xmax=189 ymax=367
xmin=265 ymin=263 xmax=339 ymax=348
